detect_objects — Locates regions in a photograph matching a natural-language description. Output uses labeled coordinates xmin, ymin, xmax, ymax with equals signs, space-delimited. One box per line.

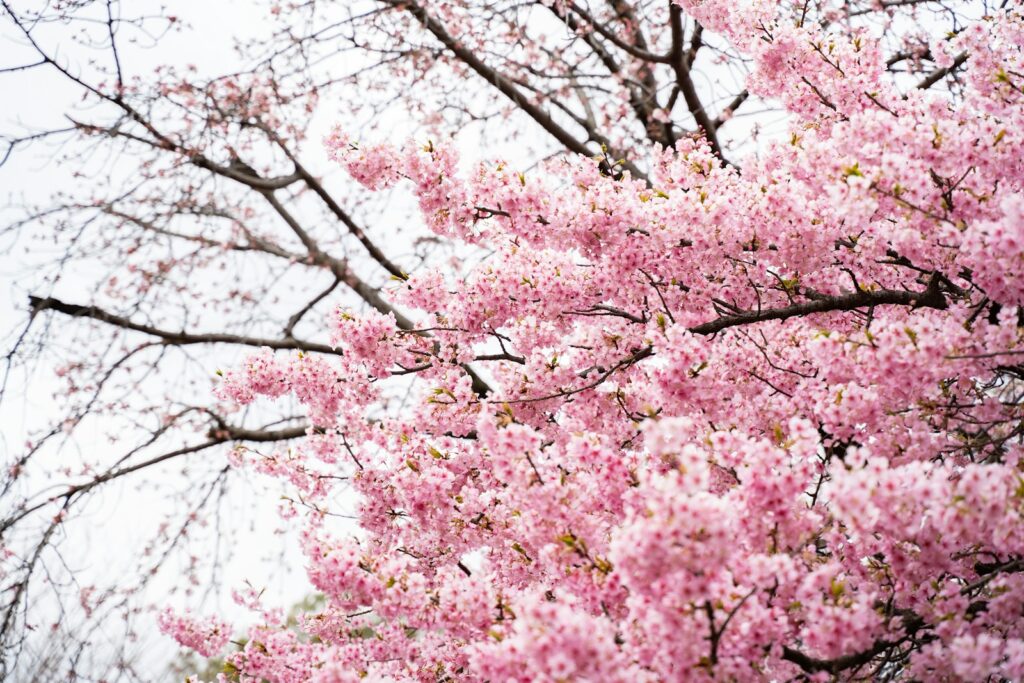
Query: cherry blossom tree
xmin=2 ymin=0 xmax=1023 ymax=680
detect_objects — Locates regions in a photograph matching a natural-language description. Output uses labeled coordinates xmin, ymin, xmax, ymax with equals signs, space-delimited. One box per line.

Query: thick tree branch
xmin=27 ymin=296 xmax=338 ymax=354
xmin=669 ymin=6 xmax=728 ymax=165
xmin=28 ymin=295 xmax=495 ymax=397
xmin=783 ymin=609 xmax=926 ymax=675
xmin=688 ymin=280 xmax=947 ymax=336
xmin=916 ymin=51 xmax=969 ymax=90
xmin=506 ymin=280 xmax=950 ymax=402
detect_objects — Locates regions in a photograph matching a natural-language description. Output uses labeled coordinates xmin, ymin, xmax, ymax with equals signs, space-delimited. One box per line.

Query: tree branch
xmin=27 ymin=296 xmax=339 ymax=354
xmin=669 ymin=7 xmax=728 ymax=165
xmin=916 ymin=51 xmax=968 ymax=90
xmin=688 ymin=280 xmax=947 ymax=336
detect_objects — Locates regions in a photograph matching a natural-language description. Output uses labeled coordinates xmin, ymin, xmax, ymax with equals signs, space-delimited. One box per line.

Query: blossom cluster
xmin=156 ymin=608 xmax=231 ymax=658
xmin=170 ymin=3 xmax=1024 ymax=681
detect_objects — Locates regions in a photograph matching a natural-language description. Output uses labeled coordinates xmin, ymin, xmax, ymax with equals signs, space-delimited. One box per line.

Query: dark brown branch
xmin=504 ymin=279 xmax=950 ymax=403
xmin=669 ymin=7 xmax=728 ymax=165
xmin=916 ymin=51 xmax=969 ymax=90
xmin=29 ymin=295 xmax=495 ymax=397
xmin=688 ymin=280 xmax=947 ymax=336
xmin=474 ymin=352 xmax=527 ymax=364
xmin=782 ymin=611 xmax=926 ymax=675
xmin=712 ymin=90 xmax=749 ymax=128
xmin=284 ymin=278 xmax=342 ymax=338
xmin=28 ymin=296 xmax=338 ymax=354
